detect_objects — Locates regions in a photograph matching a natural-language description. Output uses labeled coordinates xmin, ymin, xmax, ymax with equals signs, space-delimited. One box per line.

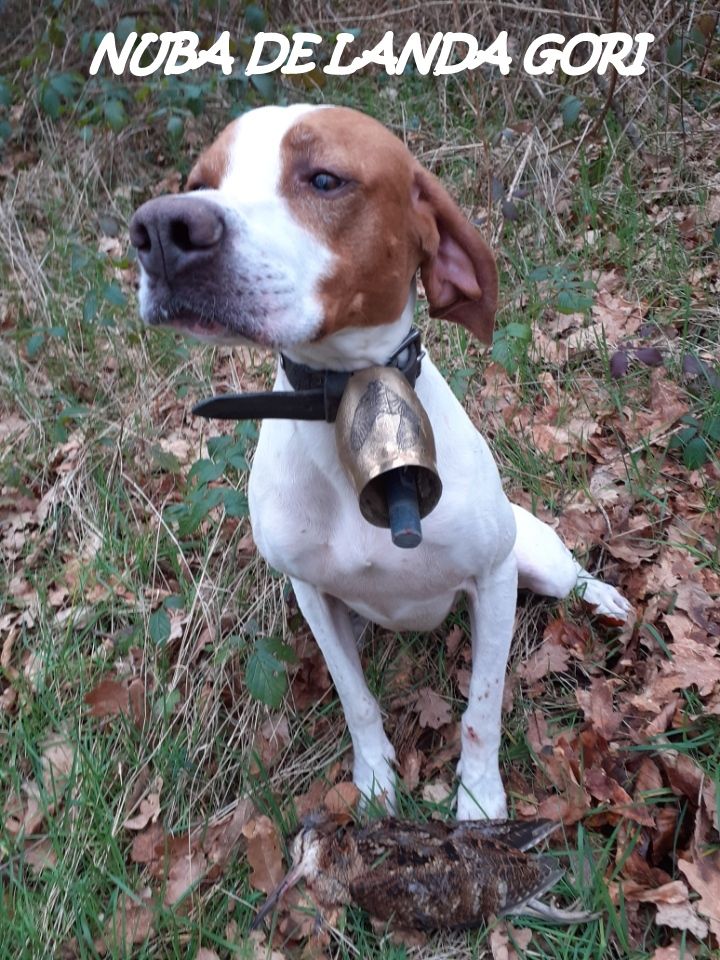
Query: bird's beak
xmin=250 ymin=862 xmax=306 ymax=930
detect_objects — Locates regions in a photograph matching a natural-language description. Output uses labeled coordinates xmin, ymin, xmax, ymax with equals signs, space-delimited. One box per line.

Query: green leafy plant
xmin=668 ymin=412 xmax=720 ymax=469
xmin=36 ymin=71 xmax=83 ymax=119
xmin=0 ymin=75 xmax=12 ymax=141
xmin=245 ymin=635 xmax=298 ymax=708
xmin=560 ymin=94 xmax=584 ymax=127
xmin=148 ymin=605 xmax=172 ymax=645
xmin=491 ymin=322 xmax=532 ymax=375
xmin=527 ymin=262 xmax=596 ymax=313
xmin=164 ymin=423 xmax=256 ymax=537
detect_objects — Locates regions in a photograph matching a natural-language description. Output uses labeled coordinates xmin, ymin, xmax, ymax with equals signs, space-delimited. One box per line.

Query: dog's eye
xmin=310 ymin=171 xmax=344 ymax=192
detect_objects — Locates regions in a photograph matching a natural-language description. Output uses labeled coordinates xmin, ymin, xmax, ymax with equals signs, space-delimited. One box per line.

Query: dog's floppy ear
xmin=412 ymin=166 xmax=498 ymax=344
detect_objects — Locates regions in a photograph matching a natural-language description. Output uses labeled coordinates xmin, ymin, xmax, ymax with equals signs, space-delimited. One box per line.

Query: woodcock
xmin=251 ymin=816 xmax=596 ymax=932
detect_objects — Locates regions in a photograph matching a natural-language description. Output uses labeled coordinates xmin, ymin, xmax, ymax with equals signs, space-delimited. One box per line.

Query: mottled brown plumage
xmin=251 ymin=816 xmax=595 ymax=932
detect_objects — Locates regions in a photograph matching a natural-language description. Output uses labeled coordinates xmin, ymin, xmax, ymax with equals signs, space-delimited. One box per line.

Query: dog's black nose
xmin=129 ymin=196 xmax=224 ymax=280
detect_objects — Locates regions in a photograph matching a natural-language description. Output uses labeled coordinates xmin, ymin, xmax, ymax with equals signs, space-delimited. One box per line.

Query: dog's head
xmin=130 ymin=105 xmax=497 ymax=360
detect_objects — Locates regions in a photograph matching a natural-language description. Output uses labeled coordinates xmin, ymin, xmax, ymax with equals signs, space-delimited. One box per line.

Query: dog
xmin=130 ymin=104 xmax=630 ymax=819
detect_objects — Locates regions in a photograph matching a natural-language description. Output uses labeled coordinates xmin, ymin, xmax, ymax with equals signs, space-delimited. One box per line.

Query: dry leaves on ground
xmin=243 ymin=814 xmax=284 ymax=895
xmin=414 ymin=687 xmax=453 ymax=729
xmin=3 ymin=728 xmax=76 ymax=873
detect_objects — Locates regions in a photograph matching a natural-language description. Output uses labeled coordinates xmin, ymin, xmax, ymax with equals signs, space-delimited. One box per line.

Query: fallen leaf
xmin=203 ymin=799 xmax=255 ymax=872
xmin=4 ymin=780 xmax=43 ymax=836
xmin=414 ymin=687 xmax=452 ymax=729
xmin=679 ymin=854 xmax=720 ymax=940
xmin=634 ymin=757 xmax=663 ymax=797
xmin=290 ymin=634 xmax=332 ymax=711
xmin=576 ymin=678 xmax=622 ymax=739
xmin=400 ymin=748 xmax=422 ymax=791
xmin=453 ymin=666 xmax=471 ymax=697
xmin=604 ymin=515 xmax=660 ymax=566
xmin=164 ymin=849 xmax=207 ymax=906
xmin=152 ymin=170 xmax=181 ymax=196
xmin=242 ymin=815 xmax=284 ymax=894
xmin=261 ymin=714 xmax=290 ymax=753
xmin=592 ymin=288 xmax=645 ymax=340
xmin=128 ymin=678 xmax=148 ymax=727
xmin=85 ymin=678 xmax=130 ymax=719
xmin=655 ymin=637 xmax=720 ymax=698
xmin=651 ymin=943 xmax=698 ymax=960
xmin=542 ymin=618 xmax=590 ymax=658
xmin=421 ymin=780 xmax=452 ymax=805
xmin=124 ymin=792 xmax=161 ymax=831
xmin=384 ymin=923 xmax=428 ymax=948
xmin=40 ymin=730 xmax=75 ymax=797
xmin=446 ymin=625 xmax=465 ymax=656
xmin=519 ymin=636 xmax=570 ymax=683
xmin=530 ymin=414 xmax=599 ymax=462
xmin=246 ymin=929 xmax=288 ymax=959
xmin=1 ymin=624 xmax=17 ymax=669
xmin=490 ymin=922 xmax=533 ymax=959
xmin=23 ymin=650 xmax=43 ymax=688
xmin=131 ymin=822 xmax=164 ymax=866
xmin=251 ymin=714 xmax=291 ymax=772
xmin=622 ymin=879 xmax=689 ymax=905
xmin=276 ymin=886 xmax=323 ymax=942
xmin=97 ymin=887 xmax=155 ymax=954
xmin=324 ymin=782 xmax=359 ymax=816
xmin=655 ymin=900 xmax=709 ymax=941
xmin=584 ymin=766 xmax=633 ymax=807
xmin=24 ymin=837 xmax=58 ymax=874
xmin=627 ymin=370 xmax=689 ymax=444
xmin=674 ymin=580 xmax=715 ymax=629
xmin=294 ymin=779 xmax=328 ymax=819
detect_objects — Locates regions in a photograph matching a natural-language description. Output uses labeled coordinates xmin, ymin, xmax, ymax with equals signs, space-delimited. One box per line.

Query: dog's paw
xmin=455 ymin=775 xmax=507 ymax=821
xmin=353 ymin=748 xmax=397 ymax=814
xmin=579 ymin=577 xmax=633 ymax=625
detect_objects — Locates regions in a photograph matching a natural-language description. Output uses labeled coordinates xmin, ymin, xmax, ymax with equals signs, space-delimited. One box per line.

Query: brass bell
xmin=335 ymin=366 xmax=442 ymax=547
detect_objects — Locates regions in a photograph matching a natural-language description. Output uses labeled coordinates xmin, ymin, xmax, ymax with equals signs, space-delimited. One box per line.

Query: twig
xmin=559 ymin=0 xmax=644 ymax=152
xmin=493 ymin=133 xmax=533 ymax=245
xmin=697 ymin=12 xmax=719 ymax=78
xmin=586 ymin=0 xmax=621 ymax=141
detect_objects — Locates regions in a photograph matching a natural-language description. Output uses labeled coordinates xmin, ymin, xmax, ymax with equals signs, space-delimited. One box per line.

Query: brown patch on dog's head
xmin=186 ymin=120 xmax=240 ymax=191
xmin=279 ymin=107 xmax=420 ymax=337
xmin=279 ymin=106 xmax=497 ymax=343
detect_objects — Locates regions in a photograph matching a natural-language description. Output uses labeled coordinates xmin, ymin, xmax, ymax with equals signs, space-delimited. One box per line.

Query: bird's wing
xmin=452 ymin=835 xmax=565 ymax=917
xmin=349 ymin=842 xmax=462 ymax=931
xmin=348 ymin=823 xmax=565 ymax=930
xmin=452 ymin=818 xmax=560 ymax=852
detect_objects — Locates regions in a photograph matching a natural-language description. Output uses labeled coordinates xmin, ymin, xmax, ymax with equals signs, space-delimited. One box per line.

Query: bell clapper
xmin=384 ymin=466 xmax=423 ymax=548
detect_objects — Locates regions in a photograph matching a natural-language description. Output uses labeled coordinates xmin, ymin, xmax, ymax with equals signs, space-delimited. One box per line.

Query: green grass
xmin=2 ymin=2 xmax=720 ymax=958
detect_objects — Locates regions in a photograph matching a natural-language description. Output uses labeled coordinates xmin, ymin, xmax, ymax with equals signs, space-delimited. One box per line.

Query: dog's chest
xmin=250 ymin=463 xmax=481 ymax=628
xmin=247 ymin=360 xmax=515 ymax=629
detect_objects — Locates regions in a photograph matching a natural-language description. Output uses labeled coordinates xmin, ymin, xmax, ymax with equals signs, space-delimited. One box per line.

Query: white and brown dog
xmin=130 ymin=104 xmax=630 ymax=819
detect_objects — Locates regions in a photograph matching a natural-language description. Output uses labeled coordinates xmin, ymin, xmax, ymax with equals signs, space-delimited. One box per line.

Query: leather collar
xmin=193 ymin=327 xmax=423 ymax=424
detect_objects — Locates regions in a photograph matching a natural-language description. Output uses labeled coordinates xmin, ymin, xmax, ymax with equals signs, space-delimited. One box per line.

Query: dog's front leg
xmin=290 ymin=578 xmax=397 ymax=810
xmin=456 ymin=553 xmax=518 ymax=820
